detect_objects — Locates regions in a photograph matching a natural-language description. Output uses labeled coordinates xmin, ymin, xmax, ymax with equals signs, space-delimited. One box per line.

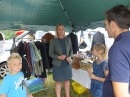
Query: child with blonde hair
xmin=0 ymin=53 xmax=33 ymax=97
xmin=87 ymin=44 xmax=109 ymax=97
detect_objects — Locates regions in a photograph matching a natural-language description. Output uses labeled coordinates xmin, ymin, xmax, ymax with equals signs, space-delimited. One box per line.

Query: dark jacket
xmin=35 ymin=41 xmax=48 ymax=78
xmin=91 ymin=31 xmax=105 ymax=51
xmin=17 ymin=41 xmax=31 ymax=78
xmin=67 ymin=33 xmax=79 ymax=54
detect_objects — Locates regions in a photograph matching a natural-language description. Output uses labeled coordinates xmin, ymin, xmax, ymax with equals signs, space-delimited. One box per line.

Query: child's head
xmin=92 ymin=44 xmax=108 ymax=59
xmin=7 ymin=53 xmax=22 ymax=74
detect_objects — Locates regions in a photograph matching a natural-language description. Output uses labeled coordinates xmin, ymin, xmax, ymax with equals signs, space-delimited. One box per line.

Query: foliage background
xmin=0 ymin=30 xmax=15 ymax=40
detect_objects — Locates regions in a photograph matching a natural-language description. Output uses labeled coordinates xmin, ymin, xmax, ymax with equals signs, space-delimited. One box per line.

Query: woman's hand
xmin=66 ymin=57 xmax=71 ymax=62
xmin=58 ymin=55 xmax=66 ymax=60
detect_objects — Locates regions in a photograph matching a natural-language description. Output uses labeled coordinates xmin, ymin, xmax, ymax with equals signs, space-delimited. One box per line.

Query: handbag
xmin=79 ymin=41 xmax=87 ymax=49
xmin=10 ymin=38 xmax=18 ymax=54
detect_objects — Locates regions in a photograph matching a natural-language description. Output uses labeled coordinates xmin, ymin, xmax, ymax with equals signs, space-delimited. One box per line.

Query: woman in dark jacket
xmin=49 ymin=24 xmax=73 ymax=97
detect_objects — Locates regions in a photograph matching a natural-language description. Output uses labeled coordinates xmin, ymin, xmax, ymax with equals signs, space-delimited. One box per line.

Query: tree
xmin=0 ymin=30 xmax=15 ymax=40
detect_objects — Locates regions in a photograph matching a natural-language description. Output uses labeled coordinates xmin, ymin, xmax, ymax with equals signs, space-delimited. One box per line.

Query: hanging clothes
xmin=17 ymin=41 xmax=31 ymax=78
xmin=30 ymin=42 xmax=42 ymax=61
xmin=91 ymin=31 xmax=105 ymax=51
xmin=41 ymin=41 xmax=53 ymax=69
xmin=34 ymin=49 xmax=43 ymax=76
xmin=41 ymin=33 xmax=53 ymax=69
xmin=41 ymin=33 xmax=54 ymax=43
xmin=34 ymin=60 xmax=44 ymax=75
xmin=18 ymin=40 xmax=45 ymax=77
xmin=24 ymin=42 xmax=33 ymax=73
xmin=29 ymin=42 xmax=44 ymax=76
xmin=44 ymin=42 xmax=53 ymax=68
xmin=67 ymin=33 xmax=79 ymax=54
xmin=35 ymin=41 xmax=49 ymax=78
xmin=28 ymin=43 xmax=37 ymax=75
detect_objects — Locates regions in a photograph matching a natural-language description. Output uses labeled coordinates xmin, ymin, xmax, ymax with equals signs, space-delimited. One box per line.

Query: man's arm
xmin=108 ymin=45 xmax=130 ymax=97
xmin=112 ymin=81 xmax=130 ymax=97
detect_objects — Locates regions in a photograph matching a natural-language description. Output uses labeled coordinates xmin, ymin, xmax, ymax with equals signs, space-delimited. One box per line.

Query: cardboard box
xmin=72 ymin=56 xmax=84 ymax=69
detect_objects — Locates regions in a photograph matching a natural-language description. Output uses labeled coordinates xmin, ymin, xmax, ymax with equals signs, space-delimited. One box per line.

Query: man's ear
xmin=110 ymin=21 xmax=116 ymax=31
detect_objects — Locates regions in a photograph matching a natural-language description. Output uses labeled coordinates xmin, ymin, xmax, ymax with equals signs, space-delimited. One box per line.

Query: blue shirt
xmin=102 ymin=31 xmax=130 ymax=97
xmin=0 ymin=72 xmax=27 ymax=97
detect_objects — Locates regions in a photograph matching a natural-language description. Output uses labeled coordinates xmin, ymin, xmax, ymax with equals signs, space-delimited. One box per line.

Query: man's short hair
xmin=105 ymin=5 xmax=130 ymax=29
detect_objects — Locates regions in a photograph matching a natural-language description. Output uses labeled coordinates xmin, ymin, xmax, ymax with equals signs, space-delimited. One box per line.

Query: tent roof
xmin=0 ymin=0 xmax=130 ymax=32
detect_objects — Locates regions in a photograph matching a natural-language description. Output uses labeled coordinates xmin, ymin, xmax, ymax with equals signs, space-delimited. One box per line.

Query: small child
xmin=87 ymin=44 xmax=109 ymax=97
xmin=0 ymin=53 xmax=33 ymax=97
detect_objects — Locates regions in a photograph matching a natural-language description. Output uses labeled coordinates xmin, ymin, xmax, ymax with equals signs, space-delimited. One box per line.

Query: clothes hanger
xmin=44 ymin=39 xmax=46 ymax=43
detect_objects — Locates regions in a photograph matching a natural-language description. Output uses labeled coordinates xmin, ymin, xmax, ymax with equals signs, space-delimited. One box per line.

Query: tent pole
xmin=58 ymin=0 xmax=73 ymax=29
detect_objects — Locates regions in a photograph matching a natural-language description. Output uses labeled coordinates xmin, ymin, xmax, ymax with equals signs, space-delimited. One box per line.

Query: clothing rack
xmin=15 ymin=31 xmax=32 ymax=42
xmin=20 ymin=38 xmax=47 ymax=42
xmin=14 ymin=32 xmax=50 ymax=90
xmin=23 ymin=38 xmax=50 ymax=90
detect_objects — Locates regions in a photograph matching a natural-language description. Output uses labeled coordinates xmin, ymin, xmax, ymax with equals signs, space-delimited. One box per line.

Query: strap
xmin=11 ymin=38 xmax=16 ymax=48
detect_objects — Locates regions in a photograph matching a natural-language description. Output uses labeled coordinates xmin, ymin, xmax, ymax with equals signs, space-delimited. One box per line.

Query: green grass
xmin=32 ymin=73 xmax=91 ymax=97
xmin=0 ymin=73 xmax=91 ymax=97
